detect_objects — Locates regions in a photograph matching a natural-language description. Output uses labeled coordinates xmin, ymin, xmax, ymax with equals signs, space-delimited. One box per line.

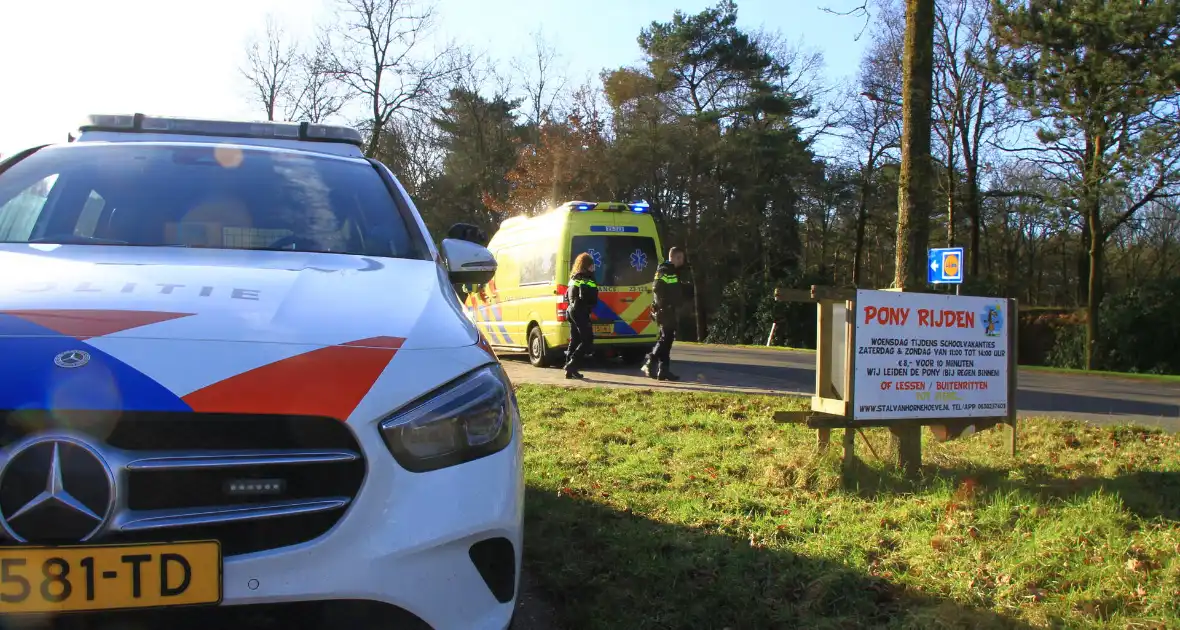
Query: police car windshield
xmin=0 ymin=143 xmax=422 ymax=258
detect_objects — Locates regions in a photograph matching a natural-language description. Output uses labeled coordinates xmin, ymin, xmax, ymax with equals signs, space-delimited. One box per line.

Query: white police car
xmin=0 ymin=114 xmax=522 ymax=629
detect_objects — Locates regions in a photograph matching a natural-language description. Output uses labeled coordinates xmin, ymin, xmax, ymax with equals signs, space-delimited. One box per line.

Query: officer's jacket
xmin=567 ymin=272 xmax=599 ymax=318
xmin=652 ymin=261 xmax=688 ymax=314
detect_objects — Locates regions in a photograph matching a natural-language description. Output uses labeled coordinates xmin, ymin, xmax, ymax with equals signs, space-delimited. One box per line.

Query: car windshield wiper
xmin=27 ymin=235 xmax=131 ymax=245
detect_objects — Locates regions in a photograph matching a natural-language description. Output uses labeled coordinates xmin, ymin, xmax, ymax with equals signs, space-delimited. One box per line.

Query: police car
xmin=0 ymin=114 xmax=522 ymax=629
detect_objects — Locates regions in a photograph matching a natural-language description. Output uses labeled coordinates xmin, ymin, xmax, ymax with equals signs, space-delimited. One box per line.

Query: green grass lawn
xmin=516 ymin=384 xmax=1180 ymax=629
xmin=1019 ymin=365 xmax=1180 ymax=384
xmin=679 ymin=340 xmax=817 ymax=353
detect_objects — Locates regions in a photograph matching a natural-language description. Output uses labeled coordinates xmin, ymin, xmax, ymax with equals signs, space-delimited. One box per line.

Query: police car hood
xmin=0 ymin=244 xmax=476 ymax=350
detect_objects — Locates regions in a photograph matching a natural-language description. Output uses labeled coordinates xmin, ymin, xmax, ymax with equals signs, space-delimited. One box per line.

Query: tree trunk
xmin=946 ymin=166 xmax=956 ymax=247
xmin=853 ymin=174 xmax=871 ymax=287
xmin=893 ymin=0 xmax=937 ymax=290
xmin=1085 ymin=199 xmax=1103 ymax=371
xmin=964 ymin=160 xmax=981 ymax=277
xmin=1076 ymin=223 xmax=1091 ymax=305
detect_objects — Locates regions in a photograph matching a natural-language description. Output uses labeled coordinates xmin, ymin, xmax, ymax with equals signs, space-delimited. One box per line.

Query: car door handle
xmin=621 ymin=297 xmax=635 ymax=303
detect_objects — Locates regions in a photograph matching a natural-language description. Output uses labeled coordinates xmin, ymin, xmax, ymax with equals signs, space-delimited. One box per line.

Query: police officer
xmin=564 ymin=252 xmax=599 ymax=379
xmin=642 ymin=247 xmax=691 ymax=381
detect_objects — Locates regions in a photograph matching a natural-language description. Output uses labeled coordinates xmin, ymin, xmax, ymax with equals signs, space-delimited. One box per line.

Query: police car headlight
xmin=379 ymin=364 xmax=515 ymax=472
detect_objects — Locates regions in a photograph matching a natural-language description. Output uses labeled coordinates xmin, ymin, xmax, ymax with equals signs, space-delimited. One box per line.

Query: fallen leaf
xmin=1126 ymin=558 xmax=1145 ymax=573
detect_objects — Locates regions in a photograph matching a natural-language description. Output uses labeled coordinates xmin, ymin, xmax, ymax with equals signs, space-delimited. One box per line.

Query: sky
xmin=0 ymin=0 xmax=870 ymax=158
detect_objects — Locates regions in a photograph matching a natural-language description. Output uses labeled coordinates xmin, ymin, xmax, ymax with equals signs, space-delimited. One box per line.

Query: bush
xmin=706 ymin=271 xmax=824 ymax=348
xmin=1047 ymin=278 xmax=1180 ymax=374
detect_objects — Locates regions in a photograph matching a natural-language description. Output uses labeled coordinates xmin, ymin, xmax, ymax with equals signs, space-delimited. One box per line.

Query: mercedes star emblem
xmin=54 ymin=349 xmax=91 ymax=369
xmin=0 ymin=437 xmax=115 ymax=543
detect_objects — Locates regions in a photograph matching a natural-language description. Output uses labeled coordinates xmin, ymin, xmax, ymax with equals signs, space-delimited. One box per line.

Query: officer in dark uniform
xmin=564 ymin=252 xmax=599 ymax=379
xmin=642 ymin=247 xmax=690 ymax=381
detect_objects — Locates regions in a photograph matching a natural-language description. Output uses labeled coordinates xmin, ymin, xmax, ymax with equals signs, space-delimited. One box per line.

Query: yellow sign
xmin=0 ymin=541 xmax=221 ymax=614
xmin=592 ymin=324 xmax=615 ymax=335
xmin=943 ymin=253 xmax=961 ymax=278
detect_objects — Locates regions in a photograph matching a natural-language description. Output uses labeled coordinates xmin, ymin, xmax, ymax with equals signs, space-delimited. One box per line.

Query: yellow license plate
xmin=0 ymin=541 xmax=221 ymax=614
xmin=592 ymin=324 xmax=614 ymax=335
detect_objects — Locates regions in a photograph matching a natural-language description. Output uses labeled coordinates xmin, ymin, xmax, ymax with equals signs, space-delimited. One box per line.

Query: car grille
xmin=0 ymin=411 xmax=366 ymax=557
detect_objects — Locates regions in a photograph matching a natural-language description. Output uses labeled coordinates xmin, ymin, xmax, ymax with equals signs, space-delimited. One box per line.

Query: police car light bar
xmin=77 ymin=114 xmax=366 ymax=148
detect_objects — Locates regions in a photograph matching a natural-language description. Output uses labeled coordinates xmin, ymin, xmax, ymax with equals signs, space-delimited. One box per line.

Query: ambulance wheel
xmin=528 ymin=326 xmax=557 ymax=368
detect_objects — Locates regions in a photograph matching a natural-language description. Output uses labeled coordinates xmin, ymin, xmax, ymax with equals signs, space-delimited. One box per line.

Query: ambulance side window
xmin=518 ymin=241 xmax=556 ymax=286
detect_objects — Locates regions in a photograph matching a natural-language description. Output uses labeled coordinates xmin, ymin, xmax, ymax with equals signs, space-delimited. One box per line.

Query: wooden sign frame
xmin=773 ymin=286 xmax=1019 ymax=474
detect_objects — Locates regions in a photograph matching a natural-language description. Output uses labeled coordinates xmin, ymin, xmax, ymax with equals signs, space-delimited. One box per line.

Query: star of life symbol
xmin=54 ymin=349 xmax=91 ymax=368
xmin=587 ymin=248 xmax=603 ymax=268
xmin=630 ymin=249 xmax=648 ymax=272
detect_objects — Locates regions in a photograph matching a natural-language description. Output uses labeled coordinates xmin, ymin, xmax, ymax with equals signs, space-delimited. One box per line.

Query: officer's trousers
xmin=566 ymin=313 xmax=594 ymax=369
xmin=651 ymin=323 xmax=676 ymax=363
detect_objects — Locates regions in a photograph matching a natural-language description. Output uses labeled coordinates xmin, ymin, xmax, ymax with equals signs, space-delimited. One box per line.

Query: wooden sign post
xmin=773 ymin=286 xmax=1018 ymax=476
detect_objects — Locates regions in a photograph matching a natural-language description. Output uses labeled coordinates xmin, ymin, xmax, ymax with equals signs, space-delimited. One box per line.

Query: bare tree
xmin=241 ymin=15 xmax=299 ymax=121
xmin=325 ymin=0 xmax=464 ymax=156
xmin=511 ymin=29 xmax=568 ymax=126
xmin=287 ymin=37 xmax=350 ymax=123
xmin=932 ymin=0 xmax=1007 ymax=275
xmin=752 ymin=30 xmax=838 ymax=146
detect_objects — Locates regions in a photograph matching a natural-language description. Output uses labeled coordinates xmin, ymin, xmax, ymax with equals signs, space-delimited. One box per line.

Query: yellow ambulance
xmin=465 ymin=200 xmax=663 ymax=367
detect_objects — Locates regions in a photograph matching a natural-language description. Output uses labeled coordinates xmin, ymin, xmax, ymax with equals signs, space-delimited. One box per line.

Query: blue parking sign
xmin=928 ymin=247 xmax=964 ymax=284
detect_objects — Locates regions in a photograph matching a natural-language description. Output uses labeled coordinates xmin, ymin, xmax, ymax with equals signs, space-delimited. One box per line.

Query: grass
xmin=680 ymin=340 xmax=816 ymax=353
xmin=1020 ymin=365 xmax=1180 ymax=384
xmin=516 ymin=384 xmax=1180 ymax=629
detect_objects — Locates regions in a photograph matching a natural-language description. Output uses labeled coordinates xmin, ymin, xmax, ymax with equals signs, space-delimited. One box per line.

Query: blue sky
xmin=0 ymin=0 xmax=869 ymax=158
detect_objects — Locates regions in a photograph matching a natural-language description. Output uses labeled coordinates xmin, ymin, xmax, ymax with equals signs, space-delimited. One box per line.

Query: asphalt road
xmin=502 ymin=344 xmax=1180 ymax=431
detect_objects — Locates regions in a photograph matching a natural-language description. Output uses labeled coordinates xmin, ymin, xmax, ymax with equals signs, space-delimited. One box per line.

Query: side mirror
xmin=446 ymin=222 xmax=488 ymax=246
xmin=441 ymin=238 xmax=497 ymax=286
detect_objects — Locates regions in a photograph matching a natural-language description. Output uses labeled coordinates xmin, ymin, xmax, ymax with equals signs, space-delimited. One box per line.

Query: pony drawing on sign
xmin=981 ymin=305 xmax=1004 ymax=337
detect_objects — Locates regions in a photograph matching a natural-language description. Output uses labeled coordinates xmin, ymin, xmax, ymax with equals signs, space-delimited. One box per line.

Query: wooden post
xmin=843 ymin=299 xmax=855 ymax=405
xmin=816 ymin=302 xmax=833 ymax=401
xmin=1007 ymin=297 xmax=1019 ymax=457
xmin=818 ymin=427 xmax=831 ymax=452
xmin=890 ymin=423 xmax=922 ymax=477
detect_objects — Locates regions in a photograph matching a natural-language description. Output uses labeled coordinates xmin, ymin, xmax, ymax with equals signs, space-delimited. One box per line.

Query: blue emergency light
xmin=628 ymin=201 xmax=650 ymax=213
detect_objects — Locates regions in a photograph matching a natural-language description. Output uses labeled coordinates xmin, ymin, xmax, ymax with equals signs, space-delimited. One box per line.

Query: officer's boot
xmin=656 ymin=360 xmax=680 ymax=382
xmin=640 ymin=353 xmax=656 ymax=379
xmin=564 ymin=354 xmax=584 ymax=380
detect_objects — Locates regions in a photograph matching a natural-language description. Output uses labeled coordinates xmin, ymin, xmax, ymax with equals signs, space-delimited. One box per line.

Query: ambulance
xmin=466 ymin=201 xmax=663 ymax=367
